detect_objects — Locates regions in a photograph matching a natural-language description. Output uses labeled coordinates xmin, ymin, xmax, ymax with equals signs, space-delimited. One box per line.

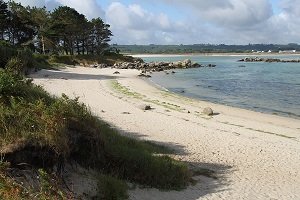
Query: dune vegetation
xmin=0 ymin=1 xmax=197 ymax=198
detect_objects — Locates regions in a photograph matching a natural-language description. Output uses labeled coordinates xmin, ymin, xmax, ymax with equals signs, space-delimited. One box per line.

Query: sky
xmin=9 ymin=0 xmax=300 ymax=45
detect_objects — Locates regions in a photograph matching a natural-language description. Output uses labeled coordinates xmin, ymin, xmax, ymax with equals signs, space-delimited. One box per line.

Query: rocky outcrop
xmin=238 ymin=57 xmax=300 ymax=63
xmin=110 ymin=59 xmax=216 ymax=72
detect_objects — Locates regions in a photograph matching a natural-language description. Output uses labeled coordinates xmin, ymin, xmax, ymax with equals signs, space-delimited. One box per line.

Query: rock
xmin=172 ymin=61 xmax=182 ymax=67
xmin=122 ymin=112 xmax=131 ymax=115
xmin=113 ymin=71 xmax=120 ymax=74
xmin=138 ymin=73 xmax=151 ymax=78
xmin=239 ymin=65 xmax=246 ymax=68
xmin=139 ymin=104 xmax=152 ymax=111
xmin=182 ymin=59 xmax=192 ymax=67
xmin=98 ymin=64 xmax=108 ymax=68
xmin=192 ymin=63 xmax=201 ymax=68
xmin=171 ymin=71 xmax=176 ymax=74
xmin=203 ymin=107 xmax=214 ymax=116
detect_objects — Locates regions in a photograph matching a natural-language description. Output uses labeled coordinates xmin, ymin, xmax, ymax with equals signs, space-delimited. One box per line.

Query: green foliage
xmin=5 ymin=57 xmax=24 ymax=74
xmin=3 ymin=48 xmax=36 ymax=74
xmin=48 ymin=55 xmax=77 ymax=65
xmin=47 ymin=54 xmax=136 ymax=66
xmin=0 ymin=42 xmax=50 ymax=72
xmin=97 ymin=174 xmax=128 ymax=200
xmin=1 ymin=2 xmax=112 ymax=56
xmin=0 ymin=70 xmax=52 ymax=103
xmin=0 ymin=71 xmax=191 ymax=197
xmin=0 ymin=173 xmax=23 ymax=200
xmin=99 ymin=132 xmax=191 ymax=189
xmin=6 ymin=1 xmax=36 ymax=46
xmin=37 ymin=169 xmax=66 ymax=199
xmin=17 ymin=48 xmax=35 ymax=69
xmin=0 ymin=44 xmax=18 ymax=68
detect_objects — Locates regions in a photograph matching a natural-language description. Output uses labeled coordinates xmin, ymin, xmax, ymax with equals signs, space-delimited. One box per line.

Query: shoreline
xmin=144 ymin=75 xmax=300 ymax=120
xmin=31 ymin=67 xmax=300 ymax=200
xmin=130 ymin=52 xmax=300 ymax=58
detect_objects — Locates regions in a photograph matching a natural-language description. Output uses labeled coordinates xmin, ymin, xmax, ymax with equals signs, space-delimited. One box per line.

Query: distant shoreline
xmin=129 ymin=52 xmax=300 ymax=58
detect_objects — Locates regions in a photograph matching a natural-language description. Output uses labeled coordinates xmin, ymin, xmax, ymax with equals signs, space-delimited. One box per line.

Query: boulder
xmin=138 ymin=73 xmax=151 ymax=78
xmin=192 ymin=63 xmax=201 ymax=68
xmin=203 ymin=107 xmax=214 ymax=116
xmin=139 ymin=104 xmax=152 ymax=111
xmin=113 ymin=71 xmax=120 ymax=74
xmin=98 ymin=64 xmax=108 ymax=68
xmin=182 ymin=59 xmax=192 ymax=67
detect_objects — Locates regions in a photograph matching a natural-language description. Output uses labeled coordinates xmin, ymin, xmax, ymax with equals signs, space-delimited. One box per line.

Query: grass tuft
xmin=97 ymin=174 xmax=129 ymax=200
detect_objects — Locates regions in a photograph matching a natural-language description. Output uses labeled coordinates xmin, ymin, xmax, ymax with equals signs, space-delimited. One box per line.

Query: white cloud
xmin=5 ymin=0 xmax=46 ymax=7
xmin=144 ymin=0 xmax=273 ymax=27
xmin=56 ymin=0 xmax=104 ymax=19
xmin=9 ymin=0 xmax=104 ymax=19
xmin=106 ymin=2 xmax=191 ymax=44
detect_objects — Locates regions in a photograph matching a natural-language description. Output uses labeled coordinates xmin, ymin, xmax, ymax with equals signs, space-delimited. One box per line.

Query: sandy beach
xmin=31 ymin=67 xmax=300 ymax=200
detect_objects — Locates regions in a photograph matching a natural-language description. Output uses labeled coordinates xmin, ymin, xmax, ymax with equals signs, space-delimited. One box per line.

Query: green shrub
xmin=17 ymin=48 xmax=35 ymax=69
xmin=5 ymin=57 xmax=25 ymax=74
xmin=0 ymin=71 xmax=192 ymax=195
xmin=0 ymin=45 xmax=18 ymax=68
xmin=0 ymin=70 xmax=53 ymax=104
xmin=48 ymin=55 xmax=77 ymax=65
xmin=97 ymin=174 xmax=128 ymax=200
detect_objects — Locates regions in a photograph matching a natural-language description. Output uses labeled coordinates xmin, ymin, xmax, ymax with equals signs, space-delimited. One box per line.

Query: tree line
xmin=114 ymin=43 xmax=300 ymax=54
xmin=0 ymin=0 xmax=112 ymax=55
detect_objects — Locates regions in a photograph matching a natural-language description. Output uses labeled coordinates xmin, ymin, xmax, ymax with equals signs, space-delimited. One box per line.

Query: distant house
xmin=279 ymin=50 xmax=296 ymax=53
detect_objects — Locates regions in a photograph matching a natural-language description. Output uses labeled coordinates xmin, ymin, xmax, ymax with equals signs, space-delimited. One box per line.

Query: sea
xmin=139 ymin=54 xmax=300 ymax=119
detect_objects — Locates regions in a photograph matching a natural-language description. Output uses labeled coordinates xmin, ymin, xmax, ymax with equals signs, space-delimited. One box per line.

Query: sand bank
xmin=31 ymin=67 xmax=300 ymax=200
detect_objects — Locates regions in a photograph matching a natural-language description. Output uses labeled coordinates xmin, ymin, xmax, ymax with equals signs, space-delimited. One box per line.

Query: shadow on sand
xmin=115 ymin=128 xmax=233 ymax=200
xmin=30 ymin=69 xmax=121 ymax=81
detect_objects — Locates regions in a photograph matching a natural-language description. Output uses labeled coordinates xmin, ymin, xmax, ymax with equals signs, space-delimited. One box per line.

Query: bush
xmin=17 ymin=48 xmax=35 ymax=69
xmin=48 ymin=55 xmax=77 ymax=65
xmin=0 ymin=71 xmax=192 ymax=196
xmin=97 ymin=174 xmax=128 ymax=200
xmin=0 ymin=45 xmax=18 ymax=68
xmin=5 ymin=57 xmax=25 ymax=75
xmin=0 ymin=70 xmax=53 ymax=104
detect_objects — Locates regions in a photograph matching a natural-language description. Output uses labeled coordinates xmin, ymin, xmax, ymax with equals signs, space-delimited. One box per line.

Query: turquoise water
xmin=141 ymin=55 xmax=300 ymax=119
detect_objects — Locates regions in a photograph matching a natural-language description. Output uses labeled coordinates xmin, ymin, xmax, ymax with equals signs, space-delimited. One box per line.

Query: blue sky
xmin=12 ymin=0 xmax=300 ymax=45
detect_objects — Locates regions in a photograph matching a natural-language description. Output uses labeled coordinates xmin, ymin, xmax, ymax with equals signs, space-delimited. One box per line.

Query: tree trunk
xmin=41 ymin=35 xmax=46 ymax=55
xmin=82 ymin=39 xmax=85 ymax=55
xmin=76 ymin=39 xmax=80 ymax=55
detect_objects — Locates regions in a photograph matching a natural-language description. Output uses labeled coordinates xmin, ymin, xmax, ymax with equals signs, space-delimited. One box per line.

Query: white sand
xmin=31 ymin=67 xmax=300 ymax=200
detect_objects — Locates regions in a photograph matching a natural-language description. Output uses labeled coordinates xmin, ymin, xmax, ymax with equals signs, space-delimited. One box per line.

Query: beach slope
xmin=31 ymin=67 xmax=300 ymax=200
